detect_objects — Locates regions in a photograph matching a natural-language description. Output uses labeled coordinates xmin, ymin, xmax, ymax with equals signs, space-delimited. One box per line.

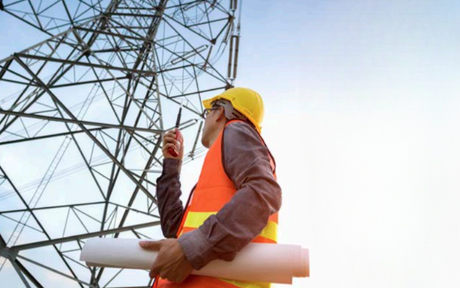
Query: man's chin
xmin=201 ymin=138 xmax=210 ymax=149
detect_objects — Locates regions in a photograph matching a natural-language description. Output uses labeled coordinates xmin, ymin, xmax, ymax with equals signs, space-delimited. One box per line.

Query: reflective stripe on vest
xmin=158 ymin=120 xmax=278 ymax=288
xmin=180 ymin=211 xmax=278 ymax=243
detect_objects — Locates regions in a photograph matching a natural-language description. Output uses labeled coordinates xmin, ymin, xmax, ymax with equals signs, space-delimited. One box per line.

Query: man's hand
xmin=162 ymin=129 xmax=184 ymax=160
xmin=139 ymin=239 xmax=193 ymax=283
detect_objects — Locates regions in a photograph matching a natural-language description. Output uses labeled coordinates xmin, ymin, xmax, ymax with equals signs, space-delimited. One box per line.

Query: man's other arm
xmin=156 ymin=158 xmax=185 ymax=238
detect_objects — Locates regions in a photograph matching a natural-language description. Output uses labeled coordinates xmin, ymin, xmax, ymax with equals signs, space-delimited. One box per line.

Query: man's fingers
xmin=163 ymin=136 xmax=181 ymax=149
xmin=139 ymin=240 xmax=162 ymax=250
xmin=162 ymin=131 xmax=175 ymax=143
xmin=164 ymin=136 xmax=178 ymax=144
xmin=163 ymin=130 xmax=176 ymax=138
xmin=149 ymin=263 xmax=166 ymax=280
xmin=164 ymin=143 xmax=178 ymax=150
xmin=164 ymin=133 xmax=175 ymax=139
xmin=162 ymin=144 xmax=178 ymax=155
xmin=148 ymin=252 xmax=164 ymax=279
xmin=162 ymin=143 xmax=175 ymax=150
xmin=163 ymin=130 xmax=182 ymax=142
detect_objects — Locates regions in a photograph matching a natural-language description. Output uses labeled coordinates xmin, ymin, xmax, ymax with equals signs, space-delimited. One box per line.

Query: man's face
xmin=201 ymin=106 xmax=223 ymax=148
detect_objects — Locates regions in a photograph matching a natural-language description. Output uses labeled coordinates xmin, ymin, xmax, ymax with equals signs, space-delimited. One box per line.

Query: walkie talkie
xmin=167 ymin=103 xmax=182 ymax=157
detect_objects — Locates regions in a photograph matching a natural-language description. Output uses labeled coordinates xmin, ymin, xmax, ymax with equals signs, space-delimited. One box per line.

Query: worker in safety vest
xmin=139 ymin=87 xmax=282 ymax=288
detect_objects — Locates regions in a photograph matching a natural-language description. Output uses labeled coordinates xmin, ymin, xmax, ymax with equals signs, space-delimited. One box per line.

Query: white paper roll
xmin=80 ymin=238 xmax=309 ymax=284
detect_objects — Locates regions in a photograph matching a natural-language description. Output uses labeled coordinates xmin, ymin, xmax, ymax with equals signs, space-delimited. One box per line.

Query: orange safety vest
xmin=155 ymin=120 xmax=278 ymax=288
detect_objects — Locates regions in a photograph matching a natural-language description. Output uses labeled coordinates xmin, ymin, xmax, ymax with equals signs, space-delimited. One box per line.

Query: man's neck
xmin=207 ymin=122 xmax=226 ymax=148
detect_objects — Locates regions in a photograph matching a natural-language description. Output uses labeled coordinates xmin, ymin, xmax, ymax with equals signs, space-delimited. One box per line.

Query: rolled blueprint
xmin=80 ymin=238 xmax=309 ymax=284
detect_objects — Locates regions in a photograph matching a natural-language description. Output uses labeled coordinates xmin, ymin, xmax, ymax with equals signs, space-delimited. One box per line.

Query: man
xmin=139 ymin=87 xmax=282 ymax=288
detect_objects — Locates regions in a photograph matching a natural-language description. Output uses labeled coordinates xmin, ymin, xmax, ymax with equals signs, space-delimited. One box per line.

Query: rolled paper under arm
xmin=80 ymin=238 xmax=309 ymax=284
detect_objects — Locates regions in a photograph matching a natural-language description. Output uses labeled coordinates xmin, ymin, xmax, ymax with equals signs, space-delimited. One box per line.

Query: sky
xmin=1 ymin=0 xmax=460 ymax=287
xmin=233 ymin=0 xmax=460 ymax=287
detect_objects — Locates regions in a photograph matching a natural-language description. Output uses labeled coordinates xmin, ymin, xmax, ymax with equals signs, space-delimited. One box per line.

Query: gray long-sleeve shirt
xmin=156 ymin=121 xmax=282 ymax=270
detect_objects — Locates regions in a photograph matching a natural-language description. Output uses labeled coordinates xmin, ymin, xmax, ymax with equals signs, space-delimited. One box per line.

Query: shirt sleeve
xmin=156 ymin=158 xmax=185 ymax=238
xmin=178 ymin=121 xmax=282 ymax=270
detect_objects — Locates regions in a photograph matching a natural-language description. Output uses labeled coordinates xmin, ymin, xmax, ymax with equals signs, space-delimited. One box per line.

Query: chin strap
xmin=212 ymin=99 xmax=247 ymax=122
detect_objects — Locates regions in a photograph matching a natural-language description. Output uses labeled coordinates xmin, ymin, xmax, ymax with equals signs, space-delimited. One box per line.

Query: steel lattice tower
xmin=0 ymin=0 xmax=241 ymax=287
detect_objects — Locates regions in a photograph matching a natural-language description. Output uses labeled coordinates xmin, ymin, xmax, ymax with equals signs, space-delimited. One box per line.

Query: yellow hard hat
xmin=202 ymin=87 xmax=264 ymax=133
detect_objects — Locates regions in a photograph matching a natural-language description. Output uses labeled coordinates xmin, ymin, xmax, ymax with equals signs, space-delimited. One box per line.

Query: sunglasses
xmin=201 ymin=106 xmax=221 ymax=118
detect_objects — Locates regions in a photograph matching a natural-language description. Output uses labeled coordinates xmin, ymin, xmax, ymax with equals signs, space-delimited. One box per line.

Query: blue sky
xmin=1 ymin=0 xmax=460 ymax=287
xmin=234 ymin=1 xmax=460 ymax=287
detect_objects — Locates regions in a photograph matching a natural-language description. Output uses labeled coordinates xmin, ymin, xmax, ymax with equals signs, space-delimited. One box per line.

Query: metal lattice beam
xmin=0 ymin=0 xmax=242 ymax=286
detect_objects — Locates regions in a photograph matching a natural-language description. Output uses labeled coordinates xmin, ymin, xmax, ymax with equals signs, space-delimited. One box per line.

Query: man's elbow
xmin=161 ymin=220 xmax=180 ymax=238
xmin=271 ymin=186 xmax=282 ymax=214
xmin=162 ymin=229 xmax=178 ymax=239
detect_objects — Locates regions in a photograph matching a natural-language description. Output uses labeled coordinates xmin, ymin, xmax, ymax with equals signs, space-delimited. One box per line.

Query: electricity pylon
xmin=0 ymin=0 xmax=241 ymax=287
